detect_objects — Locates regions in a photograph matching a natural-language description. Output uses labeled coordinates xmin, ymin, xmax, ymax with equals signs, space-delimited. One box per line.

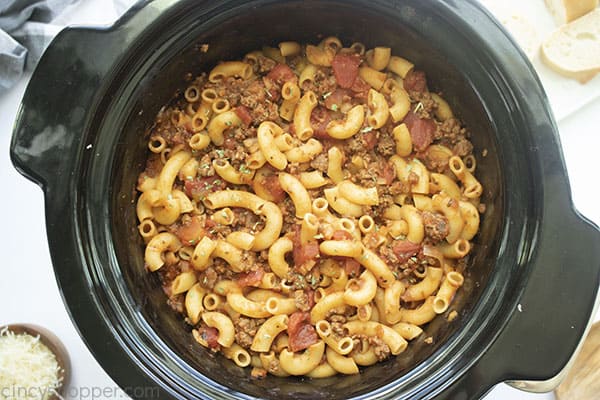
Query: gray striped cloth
xmin=0 ymin=0 xmax=137 ymax=93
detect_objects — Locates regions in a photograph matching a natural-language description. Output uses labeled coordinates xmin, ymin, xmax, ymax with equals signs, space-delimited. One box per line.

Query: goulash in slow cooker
xmin=135 ymin=37 xmax=484 ymax=378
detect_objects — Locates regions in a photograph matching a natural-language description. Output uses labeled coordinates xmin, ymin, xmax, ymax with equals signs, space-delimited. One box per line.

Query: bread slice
xmin=541 ymin=8 xmax=600 ymax=83
xmin=545 ymin=0 xmax=598 ymax=25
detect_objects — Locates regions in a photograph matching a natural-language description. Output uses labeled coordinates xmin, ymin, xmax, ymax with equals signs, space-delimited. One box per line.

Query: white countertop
xmin=0 ymin=1 xmax=598 ymax=399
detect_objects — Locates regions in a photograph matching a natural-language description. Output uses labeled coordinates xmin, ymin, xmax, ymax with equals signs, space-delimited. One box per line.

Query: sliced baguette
xmin=541 ymin=8 xmax=600 ymax=83
xmin=545 ymin=0 xmax=598 ymax=25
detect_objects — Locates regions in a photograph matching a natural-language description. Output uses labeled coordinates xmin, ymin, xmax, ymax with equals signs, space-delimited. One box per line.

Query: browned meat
xmin=422 ymin=211 xmax=450 ymax=242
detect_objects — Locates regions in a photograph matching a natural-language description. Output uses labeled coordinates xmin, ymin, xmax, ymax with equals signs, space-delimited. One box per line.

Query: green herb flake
xmin=225 ymin=121 xmax=232 ymax=126
xmin=331 ymin=104 xmax=338 ymax=111
xmin=239 ymin=164 xmax=252 ymax=174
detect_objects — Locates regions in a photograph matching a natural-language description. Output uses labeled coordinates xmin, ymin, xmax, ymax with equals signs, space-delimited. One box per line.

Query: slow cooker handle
xmin=9 ymin=0 xmax=163 ymax=188
xmin=442 ymin=210 xmax=600 ymax=399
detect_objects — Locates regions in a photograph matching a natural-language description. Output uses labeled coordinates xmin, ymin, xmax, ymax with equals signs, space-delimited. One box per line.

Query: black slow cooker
xmin=10 ymin=0 xmax=600 ymax=399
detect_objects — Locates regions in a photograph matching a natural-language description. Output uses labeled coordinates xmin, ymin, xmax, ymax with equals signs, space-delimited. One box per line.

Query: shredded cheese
xmin=0 ymin=327 xmax=63 ymax=400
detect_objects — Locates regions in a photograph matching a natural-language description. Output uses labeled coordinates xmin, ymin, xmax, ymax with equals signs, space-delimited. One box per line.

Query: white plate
xmin=479 ymin=0 xmax=600 ymax=121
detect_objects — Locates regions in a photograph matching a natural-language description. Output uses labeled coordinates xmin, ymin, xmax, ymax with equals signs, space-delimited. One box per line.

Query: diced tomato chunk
xmin=174 ymin=216 xmax=206 ymax=245
xmin=362 ymin=131 xmax=377 ymax=151
xmin=234 ymin=106 xmax=253 ymax=126
xmin=291 ymin=225 xmax=320 ymax=268
xmin=310 ymin=106 xmax=332 ymax=139
xmin=403 ymin=69 xmax=428 ymax=94
xmin=288 ymin=311 xmax=318 ymax=352
xmin=381 ymin=161 xmax=396 ymax=185
xmin=332 ymin=53 xmax=361 ymax=88
xmin=350 ymin=77 xmax=370 ymax=99
xmin=344 ymin=259 xmax=362 ymax=278
xmin=392 ymin=240 xmax=422 ymax=263
xmin=235 ymin=268 xmax=265 ymax=288
xmin=305 ymin=289 xmax=316 ymax=309
xmin=266 ymin=63 xmax=298 ymax=85
xmin=262 ymin=174 xmax=286 ymax=203
xmin=293 ymin=241 xmax=320 ymax=267
xmin=403 ymin=110 xmax=435 ymax=152
xmin=332 ymin=230 xmax=353 ymax=241
xmin=200 ymin=326 xmax=220 ymax=349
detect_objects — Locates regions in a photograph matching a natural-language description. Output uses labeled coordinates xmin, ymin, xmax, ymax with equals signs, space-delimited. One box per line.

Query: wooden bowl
xmin=1 ymin=324 xmax=70 ymax=399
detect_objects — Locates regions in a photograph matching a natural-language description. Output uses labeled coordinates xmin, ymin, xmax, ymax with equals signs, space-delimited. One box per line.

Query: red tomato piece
xmin=332 ymin=230 xmax=353 ymax=241
xmin=234 ymin=105 xmax=253 ymax=126
xmin=266 ymin=63 xmax=298 ymax=85
xmin=381 ymin=161 xmax=396 ymax=185
xmin=392 ymin=240 xmax=422 ymax=264
xmin=332 ymin=53 xmax=361 ymax=88
xmin=403 ymin=69 xmax=428 ymax=94
xmin=288 ymin=311 xmax=319 ymax=352
xmin=310 ymin=106 xmax=332 ymax=139
xmin=174 ymin=216 xmax=206 ymax=245
xmin=291 ymin=225 xmax=320 ymax=267
xmin=344 ymin=258 xmax=362 ymax=278
xmin=235 ymin=268 xmax=265 ymax=288
xmin=201 ymin=326 xmax=220 ymax=349
xmin=262 ymin=174 xmax=286 ymax=203
xmin=362 ymin=131 xmax=378 ymax=150
xmin=350 ymin=77 xmax=370 ymax=99
xmin=403 ymin=110 xmax=435 ymax=152
xmin=293 ymin=241 xmax=320 ymax=267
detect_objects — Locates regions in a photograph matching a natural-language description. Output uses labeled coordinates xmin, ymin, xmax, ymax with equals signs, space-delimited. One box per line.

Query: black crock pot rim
xmin=9 ymin=0 xmax=600 ymax=399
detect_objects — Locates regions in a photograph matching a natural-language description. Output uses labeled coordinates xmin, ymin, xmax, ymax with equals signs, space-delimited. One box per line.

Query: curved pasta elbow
xmin=279 ymin=341 xmax=325 ymax=375
xmin=367 ymin=89 xmax=389 ymax=129
xmin=343 ymin=269 xmax=378 ymax=306
xmin=145 ymin=232 xmax=182 ymax=271
xmin=326 ymin=105 xmax=365 ymax=139
xmin=207 ymin=110 xmax=242 ymax=146
xmin=253 ymin=202 xmax=283 ymax=251
xmin=202 ymin=312 xmax=235 ymax=347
